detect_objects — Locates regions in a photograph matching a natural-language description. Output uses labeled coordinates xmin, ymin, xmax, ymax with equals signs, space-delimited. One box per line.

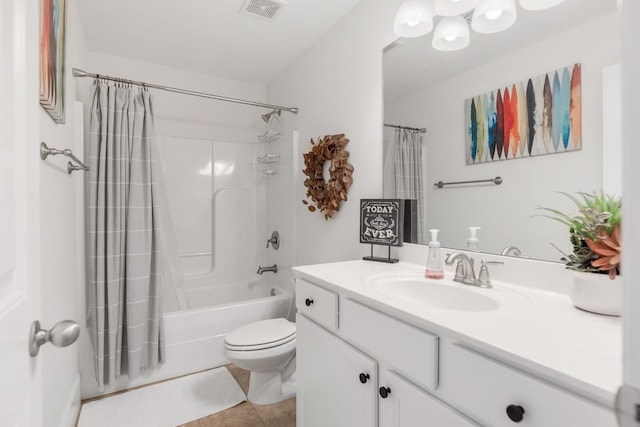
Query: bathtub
xmin=80 ymin=280 xmax=292 ymax=399
xmin=164 ymin=281 xmax=293 ymax=372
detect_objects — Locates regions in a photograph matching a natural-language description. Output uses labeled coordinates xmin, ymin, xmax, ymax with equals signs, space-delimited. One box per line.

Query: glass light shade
xmin=519 ymin=0 xmax=567 ymax=10
xmin=394 ymin=0 xmax=434 ymax=38
xmin=435 ymin=0 xmax=480 ymax=16
xmin=432 ymin=15 xmax=470 ymax=51
xmin=471 ymin=0 xmax=517 ymax=34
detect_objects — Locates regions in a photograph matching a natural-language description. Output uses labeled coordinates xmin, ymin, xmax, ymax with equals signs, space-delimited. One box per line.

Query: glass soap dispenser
xmin=425 ymin=229 xmax=444 ymax=279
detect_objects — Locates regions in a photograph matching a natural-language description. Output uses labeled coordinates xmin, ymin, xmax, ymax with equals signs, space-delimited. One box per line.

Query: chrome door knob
xmin=29 ymin=320 xmax=80 ymax=357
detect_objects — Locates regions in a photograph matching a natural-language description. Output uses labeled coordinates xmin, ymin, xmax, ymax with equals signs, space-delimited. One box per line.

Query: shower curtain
xmin=384 ymin=128 xmax=425 ymax=244
xmin=87 ymin=82 xmax=166 ymax=390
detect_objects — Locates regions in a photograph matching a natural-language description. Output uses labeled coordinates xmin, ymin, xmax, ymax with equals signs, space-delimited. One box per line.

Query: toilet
xmin=224 ymin=318 xmax=296 ymax=405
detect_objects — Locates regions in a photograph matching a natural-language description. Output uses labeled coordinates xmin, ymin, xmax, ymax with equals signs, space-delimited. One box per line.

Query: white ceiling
xmin=77 ymin=0 xmax=362 ymax=85
xmin=384 ymin=0 xmax=619 ymax=102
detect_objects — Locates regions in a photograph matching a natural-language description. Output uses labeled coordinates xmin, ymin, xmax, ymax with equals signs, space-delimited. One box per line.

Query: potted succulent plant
xmin=540 ymin=191 xmax=622 ymax=316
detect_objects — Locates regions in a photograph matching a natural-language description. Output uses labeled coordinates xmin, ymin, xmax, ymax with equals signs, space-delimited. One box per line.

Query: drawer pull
xmin=506 ymin=405 xmax=525 ymax=423
xmin=359 ymin=373 xmax=370 ymax=384
xmin=305 ymin=298 xmax=314 ymax=307
xmin=379 ymin=386 xmax=391 ymax=399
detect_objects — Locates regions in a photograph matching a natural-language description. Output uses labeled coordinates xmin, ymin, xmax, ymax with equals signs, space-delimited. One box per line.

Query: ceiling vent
xmin=240 ymin=0 xmax=287 ymax=21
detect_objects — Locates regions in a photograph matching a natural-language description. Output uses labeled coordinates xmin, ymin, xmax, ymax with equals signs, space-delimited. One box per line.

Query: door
xmin=378 ymin=370 xmax=478 ymax=427
xmin=621 ymin=0 xmax=640 ymax=425
xmin=296 ymin=314 xmax=377 ymax=427
xmin=0 ymin=0 xmax=43 ymax=425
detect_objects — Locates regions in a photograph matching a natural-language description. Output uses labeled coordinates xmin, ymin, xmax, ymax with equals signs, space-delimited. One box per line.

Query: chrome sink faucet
xmin=257 ymin=264 xmax=278 ymax=275
xmin=444 ymin=253 xmax=504 ymax=288
xmin=500 ymin=245 xmax=522 ymax=257
xmin=444 ymin=252 xmax=477 ymax=285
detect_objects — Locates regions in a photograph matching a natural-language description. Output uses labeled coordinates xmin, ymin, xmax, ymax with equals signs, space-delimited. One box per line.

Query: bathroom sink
xmin=369 ymin=273 xmax=500 ymax=312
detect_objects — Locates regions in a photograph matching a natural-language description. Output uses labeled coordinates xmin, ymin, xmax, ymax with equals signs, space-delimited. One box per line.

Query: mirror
xmin=383 ymin=0 xmax=621 ymax=262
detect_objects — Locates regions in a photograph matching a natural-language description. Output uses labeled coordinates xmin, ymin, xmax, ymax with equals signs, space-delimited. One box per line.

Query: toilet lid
xmin=225 ymin=318 xmax=296 ymax=349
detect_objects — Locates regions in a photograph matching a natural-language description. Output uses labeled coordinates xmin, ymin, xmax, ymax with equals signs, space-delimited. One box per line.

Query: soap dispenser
xmin=425 ymin=229 xmax=444 ymax=279
xmin=467 ymin=227 xmax=481 ymax=252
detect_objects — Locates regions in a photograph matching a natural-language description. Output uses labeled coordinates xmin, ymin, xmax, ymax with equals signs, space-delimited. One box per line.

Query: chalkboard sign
xmin=360 ymin=199 xmax=403 ymax=247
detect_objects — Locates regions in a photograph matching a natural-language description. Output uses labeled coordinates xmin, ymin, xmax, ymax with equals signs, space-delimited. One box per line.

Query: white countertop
xmin=293 ymin=260 xmax=622 ymax=408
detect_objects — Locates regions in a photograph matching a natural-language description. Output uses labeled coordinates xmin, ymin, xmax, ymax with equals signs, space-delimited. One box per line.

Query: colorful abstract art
xmin=39 ymin=0 xmax=67 ymax=124
xmin=464 ymin=63 xmax=582 ymax=164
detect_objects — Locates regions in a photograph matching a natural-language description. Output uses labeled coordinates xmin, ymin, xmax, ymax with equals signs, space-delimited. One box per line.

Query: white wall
xmin=385 ymin=13 xmax=620 ymax=261
xmin=266 ymin=0 xmax=401 ymax=267
xmin=37 ymin=1 xmax=88 ymax=426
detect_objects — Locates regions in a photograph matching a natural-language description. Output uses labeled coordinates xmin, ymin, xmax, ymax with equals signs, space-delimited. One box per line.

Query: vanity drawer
xmin=445 ymin=344 xmax=616 ymax=427
xmin=295 ymin=279 xmax=338 ymax=330
xmin=340 ymin=297 xmax=439 ymax=392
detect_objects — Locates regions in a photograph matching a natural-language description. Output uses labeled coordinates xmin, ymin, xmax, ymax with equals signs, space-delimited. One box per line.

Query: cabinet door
xmin=379 ymin=370 xmax=478 ymax=427
xmin=297 ymin=314 xmax=377 ymax=427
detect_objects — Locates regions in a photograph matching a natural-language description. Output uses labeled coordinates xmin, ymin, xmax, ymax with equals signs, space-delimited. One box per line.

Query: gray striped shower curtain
xmin=392 ymin=128 xmax=425 ymax=245
xmin=87 ymin=82 xmax=164 ymax=390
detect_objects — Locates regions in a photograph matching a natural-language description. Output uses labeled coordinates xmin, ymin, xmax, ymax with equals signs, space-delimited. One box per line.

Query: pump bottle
xmin=467 ymin=227 xmax=481 ymax=252
xmin=425 ymin=229 xmax=444 ymax=279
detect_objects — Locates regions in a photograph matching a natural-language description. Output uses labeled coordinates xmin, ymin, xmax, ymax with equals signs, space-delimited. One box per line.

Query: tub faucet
xmin=257 ymin=264 xmax=278 ymax=275
xmin=266 ymin=231 xmax=280 ymax=250
xmin=444 ymin=252 xmax=477 ymax=285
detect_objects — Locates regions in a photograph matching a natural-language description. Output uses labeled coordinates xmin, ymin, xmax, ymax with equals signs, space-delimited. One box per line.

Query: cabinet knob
xmin=506 ymin=404 xmax=525 ymax=422
xmin=379 ymin=386 xmax=391 ymax=399
xmin=359 ymin=373 xmax=370 ymax=384
xmin=305 ymin=298 xmax=314 ymax=307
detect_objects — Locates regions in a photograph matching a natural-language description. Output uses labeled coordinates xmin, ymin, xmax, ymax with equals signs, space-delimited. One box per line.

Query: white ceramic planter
xmin=570 ymin=271 xmax=622 ymax=316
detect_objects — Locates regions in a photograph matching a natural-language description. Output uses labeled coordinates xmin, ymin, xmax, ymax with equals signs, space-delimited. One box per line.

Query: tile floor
xmin=179 ymin=364 xmax=296 ymax=427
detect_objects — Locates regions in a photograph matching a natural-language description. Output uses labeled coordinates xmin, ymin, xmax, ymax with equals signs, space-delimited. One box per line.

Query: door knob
xmin=29 ymin=320 xmax=80 ymax=357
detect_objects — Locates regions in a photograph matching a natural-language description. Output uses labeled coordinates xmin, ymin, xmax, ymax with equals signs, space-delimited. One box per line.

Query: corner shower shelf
xmin=258 ymin=130 xmax=280 ymax=142
xmin=256 ymin=154 xmax=280 ymax=164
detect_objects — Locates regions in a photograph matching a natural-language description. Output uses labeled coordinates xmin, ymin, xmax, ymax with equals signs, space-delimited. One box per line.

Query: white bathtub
xmin=80 ymin=280 xmax=292 ymax=399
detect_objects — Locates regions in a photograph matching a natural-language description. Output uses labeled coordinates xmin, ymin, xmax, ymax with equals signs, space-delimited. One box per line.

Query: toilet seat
xmin=224 ymin=318 xmax=296 ymax=351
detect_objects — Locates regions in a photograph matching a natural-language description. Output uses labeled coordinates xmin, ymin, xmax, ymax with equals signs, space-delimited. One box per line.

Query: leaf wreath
xmin=301 ymin=134 xmax=354 ymax=220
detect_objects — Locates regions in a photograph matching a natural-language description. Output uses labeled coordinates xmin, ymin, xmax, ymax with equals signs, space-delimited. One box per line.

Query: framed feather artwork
xmin=464 ymin=63 xmax=582 ymax=164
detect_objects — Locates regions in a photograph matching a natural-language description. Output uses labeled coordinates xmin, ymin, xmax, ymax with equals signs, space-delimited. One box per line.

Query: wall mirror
xmin=383 ymin=0 xmax=620 ymax=262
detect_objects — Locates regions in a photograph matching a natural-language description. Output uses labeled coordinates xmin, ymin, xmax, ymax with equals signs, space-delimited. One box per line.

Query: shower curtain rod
xmin=72 ymin=68 xmax=299 ymax=114
xmin=384 ymin=123 xmax=426 ymax=133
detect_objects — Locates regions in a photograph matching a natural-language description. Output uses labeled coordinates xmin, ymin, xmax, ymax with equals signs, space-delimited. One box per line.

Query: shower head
xmin=261 ymin=109 xmax=281 ymax=123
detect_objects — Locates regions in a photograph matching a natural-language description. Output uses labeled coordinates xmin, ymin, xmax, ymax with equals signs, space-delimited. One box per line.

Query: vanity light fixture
xmin=432 ymin=15 xmax=471 ymax=51
xmin=394 ymin=0 xmax=567 ymax=51
xmin=471 ymin=0 xmax=517 ymax=34
xmin=393 ymin=0 xmax=434 ymax=38
xmin=435 ymin=0 xmax=479 ymax=16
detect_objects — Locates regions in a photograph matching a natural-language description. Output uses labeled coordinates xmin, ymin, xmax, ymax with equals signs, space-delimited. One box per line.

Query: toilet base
xmin=247 ymin=370 xmax=296 ymax=405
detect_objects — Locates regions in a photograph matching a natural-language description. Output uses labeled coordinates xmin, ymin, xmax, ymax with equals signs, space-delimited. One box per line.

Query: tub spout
xmin=257 ymin=264 xmax=278 ymax=274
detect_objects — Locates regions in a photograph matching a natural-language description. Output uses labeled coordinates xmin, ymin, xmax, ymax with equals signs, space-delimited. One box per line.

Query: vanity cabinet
xmin=296 ymin=279 xmax=476 ymax=427
xmin=295 ymin=274 xmax=617 ymax=427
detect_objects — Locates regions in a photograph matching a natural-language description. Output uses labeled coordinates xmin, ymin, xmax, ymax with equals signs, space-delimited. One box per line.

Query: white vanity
xmin=293 ymin=260 xmax=621 ymax=427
